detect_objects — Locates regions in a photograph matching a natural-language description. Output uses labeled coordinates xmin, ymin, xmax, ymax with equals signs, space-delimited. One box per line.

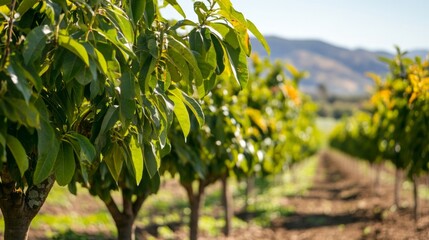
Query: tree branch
xmin=24 ymin=175 xmax=55 ymax=217
xmin=103 ymin=194 xmax=122 ymax=222
xmin=122 ymin=189 xmax=133 ymax=217
xmin=1 ymin=0 xmax=17 ymax=68
xmin=132 ymin=193 xmax=147 ymax=216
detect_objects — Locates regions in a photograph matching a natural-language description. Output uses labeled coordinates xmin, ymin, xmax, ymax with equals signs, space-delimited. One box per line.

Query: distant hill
xmin=250 ymin=36 xmax=428 ymax=97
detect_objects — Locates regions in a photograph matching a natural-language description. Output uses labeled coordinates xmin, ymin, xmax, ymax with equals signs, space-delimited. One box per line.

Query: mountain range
xmin=250 ymin=36 xmax=428 ymax=97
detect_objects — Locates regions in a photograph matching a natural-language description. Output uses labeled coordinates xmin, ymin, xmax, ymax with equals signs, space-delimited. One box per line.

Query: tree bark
xmin=394 ymin=168 xmax=402 ymax=207
xmin=3 ymin=213 xmax=31 ymax=240
xmin=221 ymin=176 xmax=233 ymax=236
xmin=0 ymin=169 xmax=55 ymax=240
xmin=413 ymin=175 xmax=419 ymax=223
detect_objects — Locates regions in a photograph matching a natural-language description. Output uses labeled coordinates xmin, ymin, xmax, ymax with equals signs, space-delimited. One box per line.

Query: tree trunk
xmin=3 ymin=213 xmax=31 ymax=240
xmin=394 ymin=168 xmax=402 ymax=207
xmin=104 ymin=190 xmax=147 ymax=240
xmin=413 ymin=175 xmax=419 ymax=223
xmin=0 ymin=170 xmax=55 ymax=240
xmin=185 ymin=181 xmax=205 ymax=240
xmin=373 ymin=163 xmax=381 ymax=193
xmin=244 ymin=176 xmax=254 ymax=213
xmin=221 ymin=176 xmax=233 ymax=236
xmin=116 ymin=218 xmax=135 ymax=240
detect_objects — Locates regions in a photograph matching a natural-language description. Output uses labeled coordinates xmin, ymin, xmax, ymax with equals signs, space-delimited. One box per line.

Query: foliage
xmin=0 ymin=0 xmax=269 ymax=238
xmin=330 ymin=48 xmax=429 ymax=178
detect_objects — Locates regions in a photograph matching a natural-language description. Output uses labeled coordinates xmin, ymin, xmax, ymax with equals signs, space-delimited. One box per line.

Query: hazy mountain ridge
xmin=250 ymin=36 xmax=428 ymax=96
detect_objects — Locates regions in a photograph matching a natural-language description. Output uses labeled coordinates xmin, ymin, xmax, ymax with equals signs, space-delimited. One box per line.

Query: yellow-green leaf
xmin=168 ymin=93 xmax=190 ymax=138
xmin=130 ymin=137 xmax=144 ymax=184
xmin=58 ymin=35 xmax=89 ymax=66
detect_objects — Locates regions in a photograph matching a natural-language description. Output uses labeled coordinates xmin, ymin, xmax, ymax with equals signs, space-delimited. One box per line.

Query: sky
xmin=162 ymin=0 xmax=429 ymax=53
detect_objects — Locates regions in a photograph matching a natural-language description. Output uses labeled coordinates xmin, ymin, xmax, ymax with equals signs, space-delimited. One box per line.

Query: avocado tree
xmin=368 ymin=49 xmax=429 ymax=217
xmin=0 ymin=0 xmax=268 ymax=239
xmin=330 ymin=48 xmax=429 ymax=220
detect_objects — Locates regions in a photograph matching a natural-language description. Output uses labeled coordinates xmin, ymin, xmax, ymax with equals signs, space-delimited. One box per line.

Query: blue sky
xmin=162 ymin=0 xmax=429 ymax=52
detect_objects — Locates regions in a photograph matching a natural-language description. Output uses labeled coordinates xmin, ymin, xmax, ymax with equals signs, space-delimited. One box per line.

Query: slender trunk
xmin=394 ymin=168 xmax=402 ymax=207
xmin=413 ymin=175 xmax=419 ymax=223
xmin=184 ymin=181 xmax=206 ymax=240
xmin=221 ymin=176 xmax=233 ymax=236
xmin=374 ymin=163 xmax=381 ymax=193
xmin=0 ymin=169 xmax=55 ymax=240
xmin=104 ymin=190 xmax=147 ymax=240
xmin=245 ymin=176 xmax=254 ymax=212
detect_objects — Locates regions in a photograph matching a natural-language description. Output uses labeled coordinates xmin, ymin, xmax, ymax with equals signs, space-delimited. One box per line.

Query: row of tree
xmin=0 ymin=0 xmax=320 ymax=239
xmin=162 ymin=54 xmax=320 ymax=239
xmin=330 ymin=48 xmax=429 ymax=222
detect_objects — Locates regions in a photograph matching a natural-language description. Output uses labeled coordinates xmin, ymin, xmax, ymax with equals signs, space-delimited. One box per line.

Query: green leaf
xmin=226 ymin=42 xmax=249 ymax=88
xmin=247 ymin=19 xmax=270 ymax=55
xmin=84 ymin=43 xmax=108 ymax=76
xmin=34 ymin=118 xmax=60 ymax=184
xmin=211 ymin=33 xmax=226 ymax=74
xmin=166 ymin=49 xmax=189 ymax=82
xmin=193 ymin=2 xmax=208 ymax=22
xmin=67 ymin=132 xmax=96 ymax=164
xmin=94 ymin=28 xmax=135 ymax=59
xmin=130 ymin=0 xmax=145 ymax=24
xmin=168 ymin=93 xmax=190 ymax=138
xmin=61 ymin=51 xmax=83 ymax=83
xmin=23 ymin=25 xmax=52 ymax=65
xmin=58 ymin=34 xmax=89 ymax=67
xmin=55 ymin=142 xmax=76 ymax=186
xmin=105 ymin=5 xmax=134 ymax=44
xmin=0 ymin=98 xmax=39 ymax=128
xmin=170 ymin=19 xmax=197 ymax=31
xmin=98 ymin=106 xmax=119 ymax=136
xmin=211 ymin=23 xmax=249 ymax=88
xmin=75 ymin=58 xmax=97 ymax=86
xmin=104 ymin=144 xmax=123 ymax=181
xmin=144 ymin=143 xmax=159 ymax=178
xmin=7 ymin=61 xmax=32 ymax=103
xmin=144 ymin=0 xmax=155 ymax=26
xmin=119 ymin=70 xmax=136 ymax=126
xmin=16 ymin=0 xmax=38 ymax=15
xmin=130 ymin=137 xmax=143 ymax=184
xmin=170 ymin=87 xmax=204 ymax=127
xmin=6 ymin=134 xmax=28 ymax=176
xmin=168 ymin=36 xmax=203 ymax=88
xmin=164 ymin=0 xmax=186 ymax=18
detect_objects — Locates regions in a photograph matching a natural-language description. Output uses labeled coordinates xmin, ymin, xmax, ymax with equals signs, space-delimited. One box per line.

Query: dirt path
xmin=225 ymin=151 xmax=429 ymax=240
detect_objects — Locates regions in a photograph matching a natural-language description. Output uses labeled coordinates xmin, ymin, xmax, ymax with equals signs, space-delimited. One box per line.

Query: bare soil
xmin=213 ymin=151 xmax=429 ymax=240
